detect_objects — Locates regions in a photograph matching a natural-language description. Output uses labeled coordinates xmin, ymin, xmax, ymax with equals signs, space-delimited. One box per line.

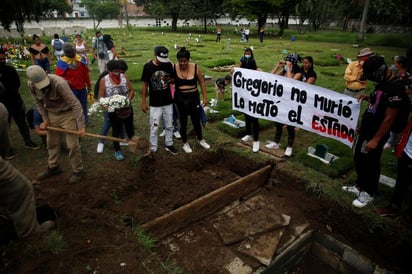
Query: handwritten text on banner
xmin=231 ymin=68 xmax=361 ymax=147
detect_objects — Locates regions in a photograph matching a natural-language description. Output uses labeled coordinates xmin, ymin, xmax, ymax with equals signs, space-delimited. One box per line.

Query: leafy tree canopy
xmin=83 ymin=0 xmax=121 ymax=30
xmin=1 ymin=0 xmax=71 ymax=33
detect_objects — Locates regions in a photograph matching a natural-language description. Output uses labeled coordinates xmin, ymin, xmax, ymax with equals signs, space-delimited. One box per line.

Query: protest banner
xmin=231 ymin=68 xmax=361 ymax=147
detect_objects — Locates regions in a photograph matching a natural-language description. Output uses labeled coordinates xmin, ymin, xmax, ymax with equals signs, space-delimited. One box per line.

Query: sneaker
xmin=165 ymin=145 xmax=178 ymax=155
xmin=97 ymin=142 xmax=104 ymax=153
xmin=284 ymin=147 xmax=293 ymax=157
xmin=40 ymin=220 xmax=55 ymax=233
xmin=159 ymin=130 xmax=166 ymax=137
xmin=25 ymin=141 xmax=41 ymax=150
xmin=199 ymin=139 xmax=211 ymax=150
xmin=69 ymin=171 xmax=84 ymax=183
xmin=265 ymin=141 xmax=280 ymax=149
xmin=352 ymin=191 xmax=374 ymax=208
xmin=383 ymin=142 xmax=391 ymax=149
xmin=173 ymin=131 xmax=181 ymax=139
xmin=342 ymin=185 xmax=360 ymax=196
xmin=241 ymin=135 xmax=253 ymax=142
xmin=37 ymin=166 xmax=63 ymax=180
xmin=182 ymin=143 xmax=192 ymax=153
xmin=114 ymin=151 xmax=124 ymax=161
xmin=377 ymin=204 xmax=400 ymax=217
xmin=252 ymin=141 xmax=260 ymax=152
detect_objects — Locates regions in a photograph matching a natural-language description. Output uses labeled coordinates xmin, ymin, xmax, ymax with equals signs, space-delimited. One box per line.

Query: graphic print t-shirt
xmin=141 ymin=61 xmax=174 ymax=107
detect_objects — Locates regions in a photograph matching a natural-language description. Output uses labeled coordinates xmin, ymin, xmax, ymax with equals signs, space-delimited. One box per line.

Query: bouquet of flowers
xmin=88 ymin=94 xmax=130 ymax=116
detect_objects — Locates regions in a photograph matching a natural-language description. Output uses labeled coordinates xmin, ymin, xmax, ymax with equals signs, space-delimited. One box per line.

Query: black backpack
xmin=102 ymin=34 xmax=114 ymax=50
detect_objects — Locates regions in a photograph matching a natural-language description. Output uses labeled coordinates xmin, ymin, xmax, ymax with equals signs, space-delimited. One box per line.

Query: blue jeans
xmin=100 ymin=112 xmax=125 ymax=143
xmin=72 ymin=89 xmax=88 ymax=124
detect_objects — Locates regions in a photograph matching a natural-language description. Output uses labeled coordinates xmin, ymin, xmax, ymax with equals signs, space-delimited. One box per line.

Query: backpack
xmin=54 ymin=39 xmax=63 ymax=51
xmin=102 ymin=34 xmax=114 ymax=50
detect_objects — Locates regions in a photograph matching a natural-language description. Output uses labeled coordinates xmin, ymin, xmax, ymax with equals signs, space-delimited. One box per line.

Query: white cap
xmin=26 ymin=65 xmax=50 ymax=89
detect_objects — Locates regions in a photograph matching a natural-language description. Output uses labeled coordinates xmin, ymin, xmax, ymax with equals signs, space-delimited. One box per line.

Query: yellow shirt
xmin=344 ymin=60 xmax=368 ymax=90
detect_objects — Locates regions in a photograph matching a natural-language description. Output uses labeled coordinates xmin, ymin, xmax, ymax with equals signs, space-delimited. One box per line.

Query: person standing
xmin=26 ymin=65 xmax=86 ymax=184
xmin=237 ymin=48 xmax=261 ymax=153
xmin=378 ymin=116 xmax=412 ymax=217
xmin=215 ymin=26 xmax=222 ymax=42
xmin=266 ymin=54 xmax=302 ymax=157
xmin=173 ymin=47 xmax=210 ymax=153
xmin=141 ymin=46 xmax=178 ymax=155
xmin=51 ymin=33 xmax=64 ymax=61
xmin=92 ymin=31 xmax=118 ymax=73
xmin=244 ymin=27 xmax=250 ymax=42
xmin=343 ymin=48 xmax=375 ymax=98
xmin=259 ymin=26 xmax=265 ymax=43
xmin=0 ymin=50 xmax=40 ymax=150
xmin=99 ymin=60 xmax=135 ymax=161
xmin=342 ymin=56 xmax=410 ymax=208
xmin=73 ymin=33 xmax=89 ymax=64
xmin=28 ymin=34 xmax=52 ymax=73
xmin=300 ymin=56 xmax=317 ymax=84
xmin=56 ymin=43 xmax=92 ymax=126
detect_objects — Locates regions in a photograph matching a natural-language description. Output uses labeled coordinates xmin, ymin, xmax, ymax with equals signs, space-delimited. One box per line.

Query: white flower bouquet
xmin=88 ymin=94 xmax=130 ymax=116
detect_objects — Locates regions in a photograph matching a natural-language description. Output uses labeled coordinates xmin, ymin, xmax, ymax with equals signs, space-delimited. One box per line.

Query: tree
xmin=358 ymin=0 xmax=369 ymax=41
xmin=135 ymin=0 xmax=185 ymax=31
xmin=83 ymin=0 xmax=120 ymax=30
xmin=1 ymin=0 xmax=71 ymax=33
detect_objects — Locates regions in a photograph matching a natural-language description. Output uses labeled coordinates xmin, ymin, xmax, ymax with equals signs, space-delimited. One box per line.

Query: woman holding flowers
xmin=98 ymin=60 xmax=135 ymax=160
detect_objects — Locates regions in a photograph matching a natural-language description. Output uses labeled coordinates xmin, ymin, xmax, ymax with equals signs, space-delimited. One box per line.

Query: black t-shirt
xmin=141 ymin=61 xmax=174 ymax=107
xmin=300 ymin=69 xmax=317 ymax=83
xmin=360 ymin=78 xmax=408 ymax=137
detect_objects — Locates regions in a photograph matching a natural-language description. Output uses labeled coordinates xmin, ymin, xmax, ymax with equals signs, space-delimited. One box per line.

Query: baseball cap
xmin=26 ymin=65 xmax=50 ymax=89
xmin=63 ymin=42 xmax=75 ymax=54
xmin=154 ymin=46 xmax=170 ymax=63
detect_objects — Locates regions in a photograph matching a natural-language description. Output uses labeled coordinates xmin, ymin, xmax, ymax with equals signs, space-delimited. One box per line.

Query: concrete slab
xmin=213 ymin=209 xmax=290 ymax=245
xmin=224 ymin=257 xmax=253 ymax=274
xmin=238 ymin=227 xmax=287 ymax=266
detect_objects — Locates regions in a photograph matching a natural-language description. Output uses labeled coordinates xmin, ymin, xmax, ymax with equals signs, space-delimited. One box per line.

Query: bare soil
xmin=1 ymin=146 xmax=411 ymax=274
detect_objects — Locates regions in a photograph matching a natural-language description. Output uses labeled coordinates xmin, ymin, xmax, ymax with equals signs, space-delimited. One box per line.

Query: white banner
xmin=231 ymin=68 xmax=361 ymax=147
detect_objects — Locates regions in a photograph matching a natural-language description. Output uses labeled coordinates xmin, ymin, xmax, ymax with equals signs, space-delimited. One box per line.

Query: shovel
xmin=46 ymin=126 xmax=151 ymax=157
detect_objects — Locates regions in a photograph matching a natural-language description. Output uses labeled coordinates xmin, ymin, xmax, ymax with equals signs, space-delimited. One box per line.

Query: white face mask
xmin=244 ymin=54 xmax=251 ymax=59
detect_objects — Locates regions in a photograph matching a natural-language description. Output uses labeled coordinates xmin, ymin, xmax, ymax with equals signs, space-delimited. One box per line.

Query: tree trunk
xmin=358 ymin=0 xmax=370 ymax=41
xmin=171 ymin=13 xmax=178 ymax=32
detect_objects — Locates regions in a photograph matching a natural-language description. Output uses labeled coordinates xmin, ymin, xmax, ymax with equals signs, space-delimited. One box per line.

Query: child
xmin=215 ymin=75 xmax=231 ymax=101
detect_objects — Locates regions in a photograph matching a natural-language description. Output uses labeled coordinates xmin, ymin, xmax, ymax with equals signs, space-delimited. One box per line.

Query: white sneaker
xmin=173 ymin=131 xmax=181 ymax=139
xmin=352 ymin=191 xmax=374 ymax=208
xmin=342 ymin=185 xmax=360 ymax=196
xmin=182 ymin=143 xmax=192 ymax=153
xmin=241 ymin=135 xmax=253 ymax=142
xmin=252 ymin=141 xmax=260 ymax=152
xmin=265 ymin=141 xmax=280 ymax=149
xmin=97 ymin=142 xmax=104 ymax=153
xmin=199 ymin=139 xmax=211 ymax=150
xmin=284 ymin=147 xmax=293 ymax=157
xmin=159 ymin=130 xmax=166 ymax=137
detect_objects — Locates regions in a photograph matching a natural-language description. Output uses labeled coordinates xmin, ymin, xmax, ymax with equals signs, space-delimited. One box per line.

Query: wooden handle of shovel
xmin=47 ymin=126 xmax=129 ymax=143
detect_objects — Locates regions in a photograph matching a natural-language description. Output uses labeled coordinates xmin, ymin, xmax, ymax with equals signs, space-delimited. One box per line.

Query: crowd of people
xmin=0 ymin=29 xmax=411 ymax=242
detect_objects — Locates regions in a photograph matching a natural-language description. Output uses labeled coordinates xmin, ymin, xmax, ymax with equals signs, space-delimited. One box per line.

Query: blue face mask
xmin=244 ymin=55 xmax=251 ymax=59
xmin=98 ymin=36 xmax=103 ymax=41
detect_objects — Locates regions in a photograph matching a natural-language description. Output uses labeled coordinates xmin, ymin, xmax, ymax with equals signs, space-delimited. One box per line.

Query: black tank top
xmin=174 ymin=64 xmax=198 ymax=92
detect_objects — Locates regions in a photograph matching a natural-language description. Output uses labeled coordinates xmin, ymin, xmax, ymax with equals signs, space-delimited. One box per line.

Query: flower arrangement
xmin=88 ymin=94 xmax=130 ymax=116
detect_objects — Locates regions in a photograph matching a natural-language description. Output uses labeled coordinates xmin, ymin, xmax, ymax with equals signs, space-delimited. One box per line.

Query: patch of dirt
xmin=1 ymin=148 xmax=411 ymax=273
